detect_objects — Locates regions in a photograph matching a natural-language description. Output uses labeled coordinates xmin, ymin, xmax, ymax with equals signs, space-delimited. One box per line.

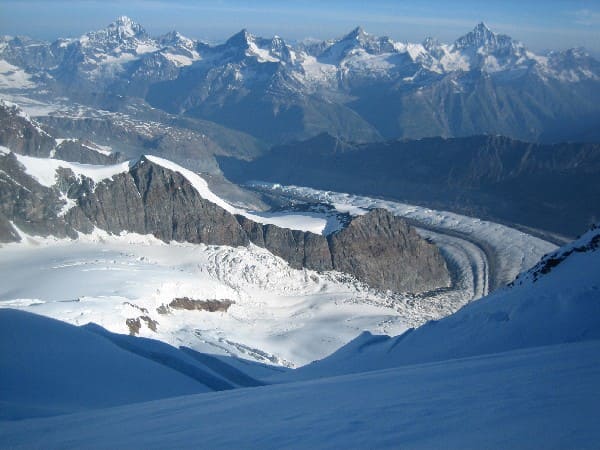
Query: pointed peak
xmin=115 ymin=16 xmax=135 ymax=26
xmin=474 ymin=21 xmax=491 ymax=32
xmin=158 ymin=30 xmax=194 ymax=47
xmin=103 ymin=16 xmax=146 ymax=39
xmin=423 ymin=36 xmax=440 ymax=50
xmin=225 ymin=28 xmax=254 ymax=47
xmin=454 ymin=22 xmax=505 ymax=50
xmin=343 ymin=26 xmax=368 ymax=41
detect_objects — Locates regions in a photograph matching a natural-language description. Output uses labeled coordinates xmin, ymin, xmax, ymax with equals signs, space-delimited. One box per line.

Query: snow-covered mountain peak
xmin=343 ymin=26 xmax=368 ymax=42
xmin=454 ymin=22 xmax=517 ymax=52
xmin=422 ymin=36 xmax=440 ymax=50
xmin=317 ymin=26 xmax=397 ymax=63
xmin=109 ymin=16 xmax=146 ymax=39
xmin=158 ymin=31 xmax=193 ymax=48
xmin=79 ymin=16 xmax=149 ymax=49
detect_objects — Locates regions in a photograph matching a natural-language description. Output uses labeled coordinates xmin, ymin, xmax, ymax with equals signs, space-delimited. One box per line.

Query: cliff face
xmin=237 ymin=209 xmax=450 ymax=293
xmin=0 ymin=103 xmax=55 ymax=157
xmin=328 ymin=209 xmax=450 ymax=293
xmin=236 ymin=216 xmax=333 ymax=271
xmin=69 ymin=158 xmax=249 ymax=246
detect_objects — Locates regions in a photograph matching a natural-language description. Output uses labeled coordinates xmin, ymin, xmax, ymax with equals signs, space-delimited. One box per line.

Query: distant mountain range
xmin=1 ymin=16 xmax=599 ymax=144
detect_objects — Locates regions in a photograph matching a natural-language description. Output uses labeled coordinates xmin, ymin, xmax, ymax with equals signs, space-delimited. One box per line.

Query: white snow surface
xmin=14 ymin=153 xmax=130 ymax=188
xmin=0 ymin=60 xmax=36 ymax=89
xmin=0 ymin=308 xmax=209 ymax=420
xmin=0 ymin=231 xmax=415 ymax=368
xmin=2 ymin=339 xmax=599 ymax=449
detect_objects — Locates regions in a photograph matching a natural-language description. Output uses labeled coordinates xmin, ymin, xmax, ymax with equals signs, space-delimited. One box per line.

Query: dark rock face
xmin=70 ymin=157 xmax=249 ymax=246
xmin=237 ymin=209 xmax=449 ymax=293
xmin=236 ymin=215 xmax=333 ymax=271
xmin=220 ymin=133 xmax=600 ymax=237
xmin=0 ymin=103 xmax=55 ymax=157
xmin=167 ymin=298 xmax=234 ymax=312
xmin=54 ymin=140 xmax=122 ymax=165
xmin=328 ymin=209 xmax=450 ymax=293
xmin=0 ymin=152 xmax=75 ymax=240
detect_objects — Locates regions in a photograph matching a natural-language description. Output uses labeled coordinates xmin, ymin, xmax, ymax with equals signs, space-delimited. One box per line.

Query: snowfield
xmin=2 ymin=221 xmax=597 ymax=449
xmin=2 ymin=340 xmax=599 ymax=449
xmin=0 ymin=227 xmax=472 ymax=368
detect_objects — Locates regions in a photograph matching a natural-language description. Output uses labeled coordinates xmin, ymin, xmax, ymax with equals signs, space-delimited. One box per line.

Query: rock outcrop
xmin=236 ymin=215 xmax=333 ymax=271
xmin=66 ymin=157 xmax=250 ymax=246
xmin=0 ymin=102 xmax=55 ymax=157
xmin=328 ymin=209 xmax=450 ymax=293
xmin=238 ymin=209 xmax=449 ymax=293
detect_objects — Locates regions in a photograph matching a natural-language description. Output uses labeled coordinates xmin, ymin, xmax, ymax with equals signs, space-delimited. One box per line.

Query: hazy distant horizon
xmin=1 ymin=0 xmax=599 ymax=55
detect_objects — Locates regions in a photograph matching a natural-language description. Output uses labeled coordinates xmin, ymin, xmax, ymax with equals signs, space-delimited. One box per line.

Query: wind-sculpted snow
xmin=2 ymin=340 xmax=599 ymax=449
xmin=0 ymin=308 xmax=211 ymax=420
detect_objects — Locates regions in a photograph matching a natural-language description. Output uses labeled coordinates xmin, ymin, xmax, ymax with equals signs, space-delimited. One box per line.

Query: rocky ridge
xmin=0 ymin=114 xmax=449 ymax=294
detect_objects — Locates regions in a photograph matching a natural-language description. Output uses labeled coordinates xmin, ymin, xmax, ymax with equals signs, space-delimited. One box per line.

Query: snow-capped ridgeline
xmin=145 ymin=155 xmax=341 ymax=234
xmin=5 ymin=147 xmax=338 ymax=235
xmin=0 ymin=16 xmax=596 ymax=91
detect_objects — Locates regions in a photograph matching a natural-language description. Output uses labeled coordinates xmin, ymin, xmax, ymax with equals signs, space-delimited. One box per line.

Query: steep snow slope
xmin=2 ymin=340 xmax=599 ymax=449
xmin=0 ymin=309 xmax=211 ymax=420
xmin=282 ymin=226 xmax=600 ymax=380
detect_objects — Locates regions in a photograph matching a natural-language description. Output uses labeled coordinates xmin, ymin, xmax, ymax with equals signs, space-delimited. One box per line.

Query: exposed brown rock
xmin=126 ymin=318 xmax=141 ymax=335
xmin=168 ymin=298 xmax=234 ymax=312
xmin=328 ymin=209 xmax=450 ymax=293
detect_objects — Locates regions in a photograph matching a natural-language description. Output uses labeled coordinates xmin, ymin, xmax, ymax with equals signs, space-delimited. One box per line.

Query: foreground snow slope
xmin=282 ymin=226 xmax=600 ymax=381
xmin=1 ymin=229 xmax=597 ymax=448
xmin=0 ymin=309 xmax=212 ymax=420
xmin=2 ymin=339 xmax=599 ymax=449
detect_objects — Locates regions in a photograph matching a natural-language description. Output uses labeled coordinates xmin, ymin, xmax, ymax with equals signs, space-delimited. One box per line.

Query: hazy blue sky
xmin=1 ymin=0 xmax=599 ymax=54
